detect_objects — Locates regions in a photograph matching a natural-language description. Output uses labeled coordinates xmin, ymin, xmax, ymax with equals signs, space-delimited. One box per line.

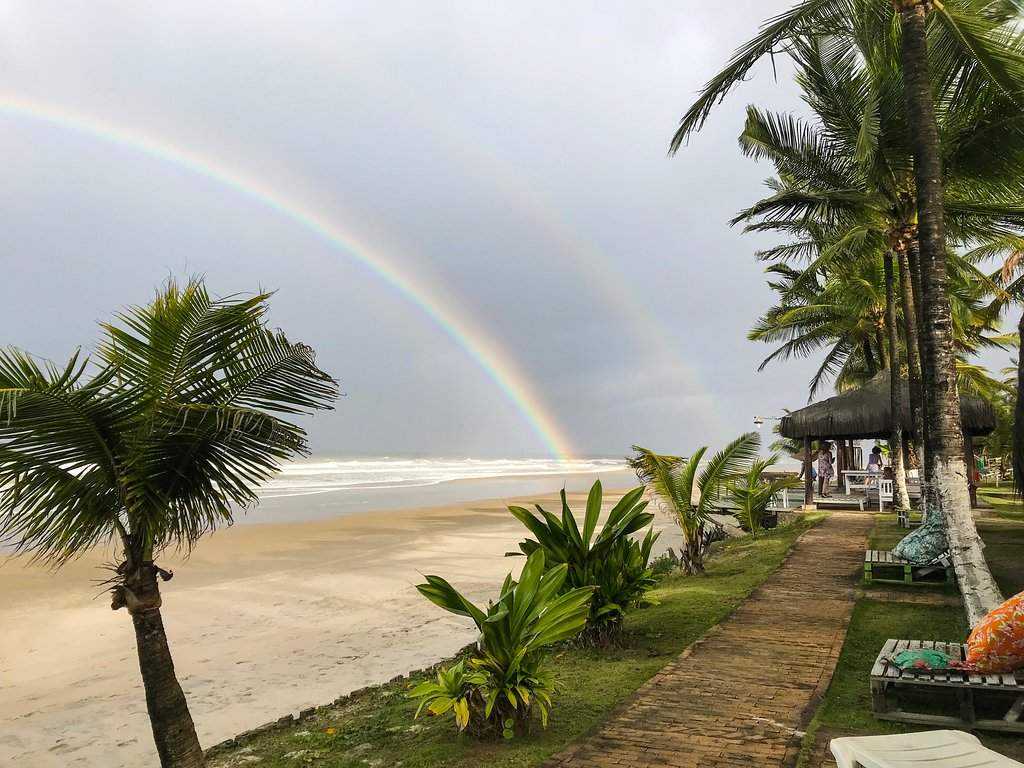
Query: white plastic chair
xmin=830 ymin=730 xmax=1023 ymax=767
xmin=878 ymin=478 xmax=893 ymax=511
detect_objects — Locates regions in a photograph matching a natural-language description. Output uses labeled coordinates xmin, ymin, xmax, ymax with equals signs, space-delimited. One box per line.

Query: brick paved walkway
xmin=546 ymin=513 xmax=873 ymax=768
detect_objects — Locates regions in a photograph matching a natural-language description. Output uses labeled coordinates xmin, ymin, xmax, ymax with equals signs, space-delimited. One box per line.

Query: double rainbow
xmin=0 ymin=96 xmax=575 ymax=460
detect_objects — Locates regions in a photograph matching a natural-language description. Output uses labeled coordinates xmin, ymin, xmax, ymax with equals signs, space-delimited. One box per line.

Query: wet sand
xmin=0 ymin=479 xmax=680 ymax=768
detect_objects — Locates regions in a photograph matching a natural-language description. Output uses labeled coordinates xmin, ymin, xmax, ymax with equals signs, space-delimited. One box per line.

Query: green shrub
xmin=507 ymin=481 xmax=659 ymax=638
xmin=728 ymin=455 xmax=800 ymax=537
xmin=412 ymin=550 xmax=593 ymax=737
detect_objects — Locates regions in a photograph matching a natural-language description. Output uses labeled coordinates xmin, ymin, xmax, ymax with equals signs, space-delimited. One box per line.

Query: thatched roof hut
xmin=779 ymin=371 xmax=995 ymax=440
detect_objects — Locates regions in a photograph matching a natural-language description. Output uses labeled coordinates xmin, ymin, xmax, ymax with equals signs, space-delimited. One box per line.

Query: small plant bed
xmin=870 ymin=639 xmax=1024 ymax=733
xmin=207 ymin=514 xmax=824 ymax=768
xmin=797 ymin=514 xmax=1024 ymax=766
xmin=863 ymin=549 xmax=952 ymax=587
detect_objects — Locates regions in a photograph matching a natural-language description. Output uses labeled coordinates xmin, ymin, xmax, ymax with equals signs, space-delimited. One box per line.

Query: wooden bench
xmin=896 ymin=507 xmax=923 ymax=529
xmin=816 ymin=493 xmax=865 ymax=511
xmin=871 ymin=639 xmax=1024 ymax=734
xmin=864 ymin=550 xmax=952 ymax=586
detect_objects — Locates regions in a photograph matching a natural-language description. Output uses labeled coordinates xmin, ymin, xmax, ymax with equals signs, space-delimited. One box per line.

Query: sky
xmin=0 ymin=1 xmax=891 ymax=459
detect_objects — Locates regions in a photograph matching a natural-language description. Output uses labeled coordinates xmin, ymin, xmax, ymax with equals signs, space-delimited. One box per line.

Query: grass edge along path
xmin=207 ymin=513 xmax=827 ymax=768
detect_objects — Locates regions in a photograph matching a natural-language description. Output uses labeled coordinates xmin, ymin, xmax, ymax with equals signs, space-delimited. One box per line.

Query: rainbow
xmin=0 ymin=95 xmax=575 ymax=460
xmin=395 ymin=90 xmax=723 ymax=437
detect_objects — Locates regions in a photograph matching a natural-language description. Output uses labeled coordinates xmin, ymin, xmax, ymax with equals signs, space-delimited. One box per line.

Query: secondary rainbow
xmin=0 ymin=95 xmax=574 ymax=460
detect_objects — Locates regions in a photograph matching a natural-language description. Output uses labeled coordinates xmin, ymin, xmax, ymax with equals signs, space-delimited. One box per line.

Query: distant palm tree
xmin=0 ymin=279 xmax=339 ymax=768
xmin=672 ymin=1 xmax=1024 ymax=621
xmin=629 ymin=433 xmax=760 ymax=574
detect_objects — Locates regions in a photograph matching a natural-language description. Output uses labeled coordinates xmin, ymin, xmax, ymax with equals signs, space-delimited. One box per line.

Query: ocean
xmin=240 ymin=456 xmax=636 ymax=524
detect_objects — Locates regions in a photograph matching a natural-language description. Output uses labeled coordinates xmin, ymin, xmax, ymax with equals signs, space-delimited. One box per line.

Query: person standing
xmin=818 ymin=441 xmax=835 ymax=497
xmin=867 ymin=445 xmax=884 ymax=473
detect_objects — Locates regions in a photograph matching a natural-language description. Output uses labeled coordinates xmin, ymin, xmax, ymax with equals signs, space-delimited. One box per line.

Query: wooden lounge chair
xmin=830 ymin=730 xmax=1022 ymax=767
xmin=864 ymin=550 xmax=952 ymax=586
xmin=871 ymin=640 xmax=1024 ymax=733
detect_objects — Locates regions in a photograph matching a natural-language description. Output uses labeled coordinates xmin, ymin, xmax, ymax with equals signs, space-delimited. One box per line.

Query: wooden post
xmin=964 ymin=432 xmax=977 ymax=509
xmin=804 ymin=436 xmax=814 ymax=507
xmin=837 ymin=438 xmax=845 ymax=476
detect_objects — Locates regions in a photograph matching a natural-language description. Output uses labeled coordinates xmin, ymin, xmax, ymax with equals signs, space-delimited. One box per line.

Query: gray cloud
xmin=1 ymin=1 xmax=842 ymax=458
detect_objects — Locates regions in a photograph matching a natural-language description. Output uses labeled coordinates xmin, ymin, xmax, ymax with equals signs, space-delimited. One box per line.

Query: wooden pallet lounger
xmin=864 ymin=550 xmax=953 ymax=586
xmin=871 ymin=639 xmax=1024 ymax=734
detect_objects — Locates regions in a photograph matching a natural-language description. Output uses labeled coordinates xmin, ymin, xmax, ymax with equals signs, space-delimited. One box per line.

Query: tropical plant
xmin=0 ymin=279 xmax=339 ymax=768
xmin=413 ymin=549 xmax=593 ymax=736
xmin=409 ymin=660 xmax=485 ymax=732
xmin=727 ymin=455 xmax=801 ymax=537
xmin=507 ymin=481 xmax=658 ymax=639
xmin=629 ymin=432 xmax=761 ymax=574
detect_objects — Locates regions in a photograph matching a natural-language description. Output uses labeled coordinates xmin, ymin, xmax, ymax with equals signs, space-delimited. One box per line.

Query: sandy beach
xmin=0 ymin=478 xmax=683 ymax=768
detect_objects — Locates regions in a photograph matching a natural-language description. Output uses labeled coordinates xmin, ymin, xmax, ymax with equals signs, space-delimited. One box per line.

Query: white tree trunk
xmin=932 ymin=454 xmax=1004 ymax=626
xmin=892 ymin=440 xmax=912 ymax=511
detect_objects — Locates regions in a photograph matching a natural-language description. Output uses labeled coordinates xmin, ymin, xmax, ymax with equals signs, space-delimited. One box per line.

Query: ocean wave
xmin=257 ymin=457 xmax=626 ymax=498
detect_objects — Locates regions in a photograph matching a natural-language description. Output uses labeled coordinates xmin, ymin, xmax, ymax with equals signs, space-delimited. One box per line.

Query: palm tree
xmin=749 ymin=258 xmax=891 ymax=398
xmin=737 ymin=28 xmax=1024 ymax=511
xmin=628 ymin=433 xmax=760 ymax=574
xmin=728 ymin=454 xmax=802 ymax=537
xmin=670 ymin=0 xmax=1024 ymax=622
xmin=0 ymin=279 xmax=339 ymax=768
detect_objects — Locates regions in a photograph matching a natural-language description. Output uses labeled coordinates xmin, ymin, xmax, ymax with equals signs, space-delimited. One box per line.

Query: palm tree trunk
xmin=897 ymin=0 xmax=1003 ymax=625
xmin=1015 ymin=309 xmax=1024 ymax=498
xmin=906 ymin=239 xmax=931 ymax=521
xmin=898 ymin=244 xmax=926 ymax=472
xmin=885 ymin=252 xmax=911 ymax=510
xmin=123 ymin=564 xmax=206 ymax=768
xmin=683 ymin=526 xmax=705 ymax=576
xmin=803 ymin=436 xmax=814 ymax=506
xmin=862 ymin=339 xmax=877 ymax=376
xmin=874 ymin=327 xmax=888 ymax=370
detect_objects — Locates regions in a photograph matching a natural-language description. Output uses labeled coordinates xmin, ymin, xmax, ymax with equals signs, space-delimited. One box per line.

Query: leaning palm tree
xmin=629 ymin=433 xmax=760 ymax=574
xmin=671 ymin=0 xmax=1024 ymax=623
xmin=0 ymin=279 xmax=339 ymax=768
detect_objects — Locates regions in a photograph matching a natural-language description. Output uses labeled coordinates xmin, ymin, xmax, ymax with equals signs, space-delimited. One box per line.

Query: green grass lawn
xmin=978 ymin=485 xmax=1024 ymax=521
xmin=802 ymin=508 xmax=1024 ymax=765
xmin=208 ymin=514 xmax=825 ymax=768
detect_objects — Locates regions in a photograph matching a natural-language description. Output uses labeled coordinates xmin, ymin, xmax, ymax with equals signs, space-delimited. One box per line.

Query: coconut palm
xmin=629 ymin=432 xmax=760 ymax=574
xmin=0 ymin=279 xmax=339 ymax=768
xmin=749 ymin=258 xmax=891 ymax=398
xmin=737 ymin=29 xmax=1024 ymax=511
xmin=728 ymin=19 xmax=1024 ymax=615
xmin=671 ymin=0 xmax=1024 ymax=623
